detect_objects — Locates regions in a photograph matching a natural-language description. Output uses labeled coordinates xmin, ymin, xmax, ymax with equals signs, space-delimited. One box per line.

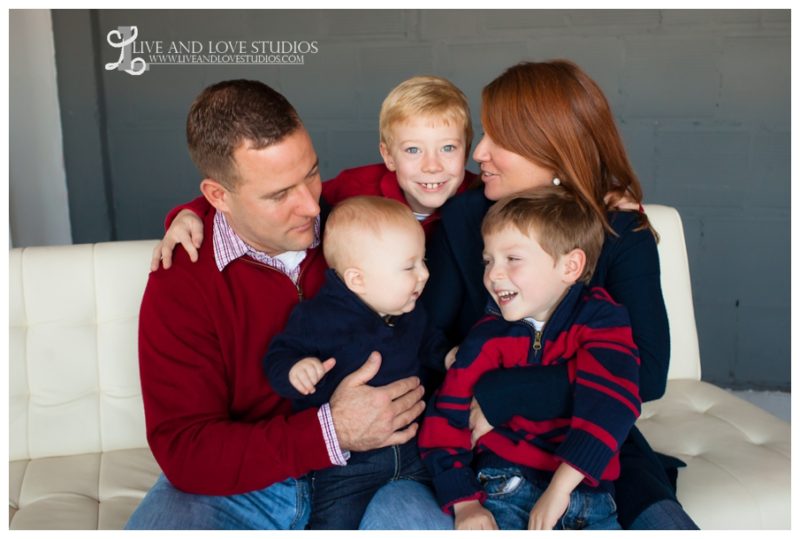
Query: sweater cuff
xmin=318 ymin=404 xmax=349 ymax=466
xmin=432 ymin=467 xmax=485 ymax=513
xmin=555 ymin=430 xmax=615 ymax=486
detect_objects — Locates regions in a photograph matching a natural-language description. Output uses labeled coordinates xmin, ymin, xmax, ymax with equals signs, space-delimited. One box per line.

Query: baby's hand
xmin=288 ymin=357 xmax=336 ymax=395
xmin=453 ymin=500 xmax=498 ymax=530
xmin=444 ymin=346 xmax=459 ymax=370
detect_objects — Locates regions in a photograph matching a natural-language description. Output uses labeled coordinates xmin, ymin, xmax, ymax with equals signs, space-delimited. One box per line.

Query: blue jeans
xmin=630 ymin=499 xmax=699 ymax=530
xmin=360 ymin=479 xmax=453 ymax=530
xmin=479 ymin=467 xmax=620 ymax=530
xmin=124 ymin=474 xmax=310 ymax=529
xmin=125 ymin=473 xmax=452 ymax=529
xmin=310 ymin=440 xmax=430 ymax=529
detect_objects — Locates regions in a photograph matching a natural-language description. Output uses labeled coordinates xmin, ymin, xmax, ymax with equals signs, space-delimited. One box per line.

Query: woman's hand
xmin=444 ymin=346 xmax=459 ymax=370
xmin=150 ymin=209 xmax=205 ymax=271
xmin=469 ymin=398 xmax=495 ymax=448
xmin=604 ymin=191 xmax=640 ymax=212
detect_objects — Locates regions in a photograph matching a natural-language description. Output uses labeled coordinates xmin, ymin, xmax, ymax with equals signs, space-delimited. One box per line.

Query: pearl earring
xmin=552 ymin=177 xmax=561 ymax=186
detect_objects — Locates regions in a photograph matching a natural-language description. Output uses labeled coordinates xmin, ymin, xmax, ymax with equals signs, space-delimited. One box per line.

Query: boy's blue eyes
xmin=402 ymin=145 xmax=458 ymax=154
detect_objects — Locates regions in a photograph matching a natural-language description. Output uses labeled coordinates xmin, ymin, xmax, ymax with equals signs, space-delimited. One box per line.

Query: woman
xmin=421 ymin=59 xmax=697 ymax=529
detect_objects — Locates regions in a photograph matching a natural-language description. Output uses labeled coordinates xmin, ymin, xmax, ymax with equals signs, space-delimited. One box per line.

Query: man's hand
xmin=329 ymin=351 xmax=425 ymax=452
xmin=528 ymin=463 xmax=584 ymax=530
xmin=288 ymin=357 xmax=336 ymax=395
xmin=150 ymin=209 xmax=205 ymax=271
xmin=469 ymin=398 xmax=494 ymax=448
xmin=444 ymin=346 xmax=459 ymax=370
xmin=453 ymin=500 xmax=498 ymax=530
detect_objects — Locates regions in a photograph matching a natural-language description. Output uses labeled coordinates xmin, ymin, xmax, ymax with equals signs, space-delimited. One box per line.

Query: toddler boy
xmin=419 ymin=186 xmax=641 ymax=530
xmin=264 ymin=196 xmax=450 ymax=529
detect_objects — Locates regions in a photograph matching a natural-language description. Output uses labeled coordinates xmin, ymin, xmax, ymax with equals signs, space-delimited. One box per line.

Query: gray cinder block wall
xmin=43 ymin=9 xmax=789 ymax=390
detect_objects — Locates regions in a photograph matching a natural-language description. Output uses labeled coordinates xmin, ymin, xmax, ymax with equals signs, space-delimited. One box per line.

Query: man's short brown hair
xmin=186 ymin=79 xmax=301 ymax=189
xmin=481 ymin=186 xmax=605 ymax=284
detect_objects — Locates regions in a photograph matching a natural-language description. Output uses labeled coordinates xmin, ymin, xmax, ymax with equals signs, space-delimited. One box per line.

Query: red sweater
xmin=138 ymin=209 xmax=331 ymax=495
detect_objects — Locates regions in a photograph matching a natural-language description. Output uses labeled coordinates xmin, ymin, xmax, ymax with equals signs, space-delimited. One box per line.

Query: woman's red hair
xmin=481 ymin=60 xmax=653 ymax=235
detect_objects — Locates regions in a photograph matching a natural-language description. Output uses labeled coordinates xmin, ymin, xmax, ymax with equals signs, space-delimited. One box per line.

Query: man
xmin=126 ymin=80 xmax=450 ymax=529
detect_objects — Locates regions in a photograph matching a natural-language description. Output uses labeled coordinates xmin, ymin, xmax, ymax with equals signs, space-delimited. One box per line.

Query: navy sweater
xmin=420 ymin=285 xmax=641 ymax=512
xmin=264 ymin=269 xmax=449 ymax=409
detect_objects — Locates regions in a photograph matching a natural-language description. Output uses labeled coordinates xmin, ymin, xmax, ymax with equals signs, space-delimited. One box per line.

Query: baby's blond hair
xmin=323 ymin=196 xmax=422 ymax=272
xmin=379 ymin=75 xmax=473 ymax=151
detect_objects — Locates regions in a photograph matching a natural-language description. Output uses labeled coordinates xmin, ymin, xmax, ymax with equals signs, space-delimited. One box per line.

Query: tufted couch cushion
xmin=9 ymin=241 xmax=162 ymax=529
xmin=8 ymin=449 xmax=158 ymax=529
xmin=638 ymin=380 xmax=790 ymax=529
xmin=7 ymin=206 xmax=790 ymax=529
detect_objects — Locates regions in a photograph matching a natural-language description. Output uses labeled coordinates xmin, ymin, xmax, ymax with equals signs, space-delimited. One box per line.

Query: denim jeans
xmin=125 ymin=470 xmax=453 ymax=530
xmin=630 ymin=499 xmax=699 ymax=530
xmin=124 ymin=474 xmax=310 ymax=529
xmin=360 ymin=479 xmax=454 ymax=530
xmin=309 ymin=439 xmax=430 ymax=529
xmin=479 ymin=466 xmax=621 ymax=530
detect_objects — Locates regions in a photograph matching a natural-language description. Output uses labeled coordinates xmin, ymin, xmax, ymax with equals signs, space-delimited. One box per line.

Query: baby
xmin=263 ymin=195 xmax=450 ymax=529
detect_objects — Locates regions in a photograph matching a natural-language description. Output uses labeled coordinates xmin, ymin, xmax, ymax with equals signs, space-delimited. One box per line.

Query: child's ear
xmin=561 ymin=248 xmax=587 ymax=284
xmin=379 ymin=142 xmax=397 ymax=171
xmin=200 ymin=178 xmax=232 ymax=213
xmin=342 ymin=267 xmax=366 ymax=294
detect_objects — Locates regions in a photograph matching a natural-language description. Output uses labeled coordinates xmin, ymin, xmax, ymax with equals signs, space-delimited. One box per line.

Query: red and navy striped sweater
xmin=418 ymin=284 xmax=641 ymax=513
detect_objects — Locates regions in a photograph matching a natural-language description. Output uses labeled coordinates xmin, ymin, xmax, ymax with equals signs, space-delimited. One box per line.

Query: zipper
xmin=530 ymin=325 xmax=544 ymax=363
xmin=487 ymin=303 xmax=546 ymax=362
xmin=294 ymin=268 xmax=305 ymax=301
xmin=532 ymin=329 xmax=543 ymax=352
xmin=240 ymin=250 xmax=317 ymax=302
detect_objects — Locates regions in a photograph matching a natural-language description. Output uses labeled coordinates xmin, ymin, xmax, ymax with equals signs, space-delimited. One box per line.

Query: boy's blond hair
xmin=323 ymin=196 xmax=422 ymax=272
xmin=481 ymin=186 xmax=605 ymax=284
xmin=379 ymin=75 xmax=473 ymax=151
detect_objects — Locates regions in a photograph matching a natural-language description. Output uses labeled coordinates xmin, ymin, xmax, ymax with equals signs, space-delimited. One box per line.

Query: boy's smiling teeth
xmin=421 ymin=181 xmax=446 ymax=190
xmin=496 ymin=290 xmax=518 ymax=303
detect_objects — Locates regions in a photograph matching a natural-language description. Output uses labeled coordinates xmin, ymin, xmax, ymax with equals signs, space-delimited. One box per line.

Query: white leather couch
xmin=8 ymin=205 xmax=790 ymax=529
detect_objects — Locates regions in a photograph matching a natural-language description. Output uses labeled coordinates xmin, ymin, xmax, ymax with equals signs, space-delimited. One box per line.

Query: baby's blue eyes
xmin=442 ymin=144 xmax=457 ymax=152
xmin=404 ymin=147 xmax=420 ymax=154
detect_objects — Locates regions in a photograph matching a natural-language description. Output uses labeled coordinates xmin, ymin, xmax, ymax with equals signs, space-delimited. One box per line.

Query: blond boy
xmin=322 ymin=75 xmax=477 ymax=235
